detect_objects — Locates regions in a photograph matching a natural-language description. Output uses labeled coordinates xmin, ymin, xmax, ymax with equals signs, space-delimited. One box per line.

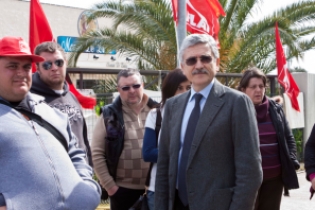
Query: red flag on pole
xmin=171 ymin=0 xmax=225 ymax=40
xmin=29 ymin=0 xmax=96 ymax=109
xmin=275 ymin=22 xmax=300 ymax=112
xmin=29 ymin=0 xmax=54 ymax=74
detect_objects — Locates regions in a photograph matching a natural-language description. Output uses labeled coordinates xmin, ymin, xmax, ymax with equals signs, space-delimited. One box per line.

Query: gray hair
xmin=179 ymin=34 xmax=219 ymax=64
xmin=117 ymin=68 xmax=142 ymax=84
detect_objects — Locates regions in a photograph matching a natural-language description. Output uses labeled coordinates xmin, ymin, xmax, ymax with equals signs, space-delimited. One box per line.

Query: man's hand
xmin=107 ymin=185 xmax=119 ymax=196
xmin=0 ymin=206 xmax=6 ymax=210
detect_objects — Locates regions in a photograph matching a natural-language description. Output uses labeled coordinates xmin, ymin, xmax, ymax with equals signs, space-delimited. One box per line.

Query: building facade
xmin=0 ymin=0 xmax=134 ymax=69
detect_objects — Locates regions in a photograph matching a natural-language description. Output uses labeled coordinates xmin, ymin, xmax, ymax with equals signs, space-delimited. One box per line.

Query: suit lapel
xmin=170 ymin=92 xmax=190 ymax=161
xmin=187 ymin=81 xmax=225 ymax=165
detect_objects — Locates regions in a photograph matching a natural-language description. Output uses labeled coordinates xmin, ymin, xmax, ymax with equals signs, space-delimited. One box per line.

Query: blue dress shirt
xmin=177 ymin=79 xmax=214 ymax=188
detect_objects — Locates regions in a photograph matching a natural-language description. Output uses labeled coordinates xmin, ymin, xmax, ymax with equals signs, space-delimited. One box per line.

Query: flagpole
xmin=176 ymin=0 xmax=186 ymax=67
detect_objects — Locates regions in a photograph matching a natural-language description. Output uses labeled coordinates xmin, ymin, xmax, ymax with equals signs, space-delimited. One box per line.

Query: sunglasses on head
xmin=119 ymin=84 xmax=141 ymax=91
xmin=185 ymin=55 xmax=212 ymax=66
xmin=42 ymin=59 xmax=65 ymax=70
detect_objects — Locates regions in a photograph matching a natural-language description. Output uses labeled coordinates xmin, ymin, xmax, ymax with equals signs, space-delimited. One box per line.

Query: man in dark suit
xmin=155 ymin=34 xmax=263 ymax=210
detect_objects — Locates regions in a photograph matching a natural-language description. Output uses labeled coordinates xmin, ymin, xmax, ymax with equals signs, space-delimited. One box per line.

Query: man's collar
xmin=189 ymin=79 xmax=215 ymax=101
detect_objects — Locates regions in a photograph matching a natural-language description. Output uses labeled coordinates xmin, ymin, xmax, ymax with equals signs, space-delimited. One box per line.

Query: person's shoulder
xmin=102 ymin=102 xmax=115 ymax=113
xmin=225 ymin=86 xmax=242 ymax=95
xmin=28 ymin=92 xmax=46 ymax=103
xmin=268 ymin=96 xmax=283 ymax=107
xmin=148 ymin=107 xmax=160 ymax=120
xmin=101 ymin=97 xmax=121 ymax=112
xmin=147 ymin=97 xmax=159 ymax=108
xmin=219 ymin=84 xmax=246 ymax=99
xmin=145 ymin=108 xmax=158 ymax=126
xmin=31 ymin=95 xmax=69 ymax=121
xmin=268 ymin=97 xmax=283 ymax=113
xmin=213 ymin=83 xmax=252 ymax=106
xmin=149 ymin=107 xmax=158 ymax=114
xmin=212 ymin=80 xmax=236 ymax=95
xmin=171 ymin=91 xmax=189 ymax=102
xmin=68 ymin=91 xmax=80 ymax=102
xmin=270 ymin=95 xmax=283 ymax=105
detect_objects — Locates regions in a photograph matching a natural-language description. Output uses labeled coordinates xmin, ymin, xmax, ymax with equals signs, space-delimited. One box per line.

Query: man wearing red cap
xmin=0 ymin=36 xmax=101 ymax=210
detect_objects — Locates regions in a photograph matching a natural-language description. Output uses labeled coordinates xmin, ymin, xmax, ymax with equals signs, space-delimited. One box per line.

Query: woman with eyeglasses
xmin=142 ymin=69 xmax=191 ymax=210
xmin=238 ymin=67 xmax=300 ymax=210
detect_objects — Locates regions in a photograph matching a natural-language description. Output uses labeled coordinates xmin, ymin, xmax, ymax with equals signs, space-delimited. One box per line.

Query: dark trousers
xmin=174 ymin=190 xmax=190 ymax=210
xmin=109 ymin=186 xmax=145 ymax=210
xmin=255 ymin=176 xmax=283 ymax=210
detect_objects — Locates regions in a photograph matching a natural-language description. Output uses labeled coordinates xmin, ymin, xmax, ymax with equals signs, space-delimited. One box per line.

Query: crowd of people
xmin=0 ymin=33 xmax=314 ymax=210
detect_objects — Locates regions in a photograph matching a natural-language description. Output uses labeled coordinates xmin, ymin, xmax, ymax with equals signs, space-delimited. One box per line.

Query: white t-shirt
xmin=144 ymin=107 xmax=164 ymax=192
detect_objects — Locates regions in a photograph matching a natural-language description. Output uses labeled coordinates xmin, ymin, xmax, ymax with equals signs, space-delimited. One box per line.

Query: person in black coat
xmin=305 ymin=124 xmax=315 ymax=199
xmin=238 ymin=67 xmax=300 ymax=210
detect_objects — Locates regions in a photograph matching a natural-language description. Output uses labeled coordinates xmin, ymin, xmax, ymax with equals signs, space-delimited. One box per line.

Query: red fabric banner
xmin=171 ymin=0 xmax=225 ymax=40
xmin=275 ymin=22 xmax=300 ymax=112
xmin=29 ymin=0 xmax=54 ymax=73
xmin=29 ymin=0 xmax=96 ymax=109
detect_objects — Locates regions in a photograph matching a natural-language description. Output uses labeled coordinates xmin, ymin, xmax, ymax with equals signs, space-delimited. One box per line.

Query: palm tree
xmin=70 ymin=0 xmax=315 ymax=74
xmin=219 ymin=0 xmax=315 ymax=74
xmin=69 ymin=0 xmax=177 ymax=70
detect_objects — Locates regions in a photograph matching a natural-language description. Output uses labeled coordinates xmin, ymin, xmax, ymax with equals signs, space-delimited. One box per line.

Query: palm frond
xmin=70 ymin=0 xmax=315 ymax=74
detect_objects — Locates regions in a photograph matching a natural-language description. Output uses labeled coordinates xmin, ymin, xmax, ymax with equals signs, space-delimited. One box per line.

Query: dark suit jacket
xmin=155 ymin=80 xmax=262 ymax=210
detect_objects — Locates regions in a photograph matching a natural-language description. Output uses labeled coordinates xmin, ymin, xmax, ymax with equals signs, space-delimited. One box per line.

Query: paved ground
xmin=97 ymin=171 xmax=315 ymax=210
xmin=281 ymin=171 xmax=315 ymax=210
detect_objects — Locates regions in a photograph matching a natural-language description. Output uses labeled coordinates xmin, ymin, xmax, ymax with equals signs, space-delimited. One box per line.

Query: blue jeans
xmin=147 ymin=190 xmax=155 ymax=210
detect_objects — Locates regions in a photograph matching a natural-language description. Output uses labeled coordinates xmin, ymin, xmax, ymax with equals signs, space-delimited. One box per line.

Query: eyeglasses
xmin=42 ymin=59 xmax=65 ymax=70
xmin=119 ymin=84 xmax=141 ymax=91
xmin=248 ymin=85 xmax=265 ymax=90
xmin=185 ymin=55 xmax=212 ymax=66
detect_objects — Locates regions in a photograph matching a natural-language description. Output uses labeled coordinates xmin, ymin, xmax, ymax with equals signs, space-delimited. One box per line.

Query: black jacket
xmin=269 ymin=99 xmax=299 ymax=190
xmin=305 ymin=124 xmax=315 ymax=180
xmin=30 ymin=72 xmax=92 ymax=166
xmin=101 ymin=96 xmax=157 ymax=180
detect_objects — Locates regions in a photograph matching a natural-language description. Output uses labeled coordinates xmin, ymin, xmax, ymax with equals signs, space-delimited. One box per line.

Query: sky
xmin=35 ymin=0 xmax=315 ymax=73
xmin=34 ymin=0 xmax=110 ymax=9
xmin=36 ymin=0 xmax=298 ymax=10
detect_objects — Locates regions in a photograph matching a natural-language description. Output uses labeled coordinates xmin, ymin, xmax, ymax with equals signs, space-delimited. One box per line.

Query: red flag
xmin=275 ymin=22 xmax=300 ymax=111
xmin=29 ymin=0 xmax=96 ymax=109
xmin=171 ymin=0 xmax=178 ymax=22
xmin=171 ymin=0 xmax=226 ymax=40
xmin=29 ymin=0 xmax=54 ymax=73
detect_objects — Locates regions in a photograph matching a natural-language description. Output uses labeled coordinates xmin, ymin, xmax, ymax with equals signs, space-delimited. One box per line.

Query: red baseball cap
xmin=0 ymin=36 xmax=45 ymax=62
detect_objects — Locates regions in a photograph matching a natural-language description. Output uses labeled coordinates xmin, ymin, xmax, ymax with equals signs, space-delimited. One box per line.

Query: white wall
xmin=0 ymin=0 xmax=82 ymax=40
xmin=0 ymin=0 xmax=136 ymax=68
xmin=293 ymin=72 xmax=315 ymax=147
